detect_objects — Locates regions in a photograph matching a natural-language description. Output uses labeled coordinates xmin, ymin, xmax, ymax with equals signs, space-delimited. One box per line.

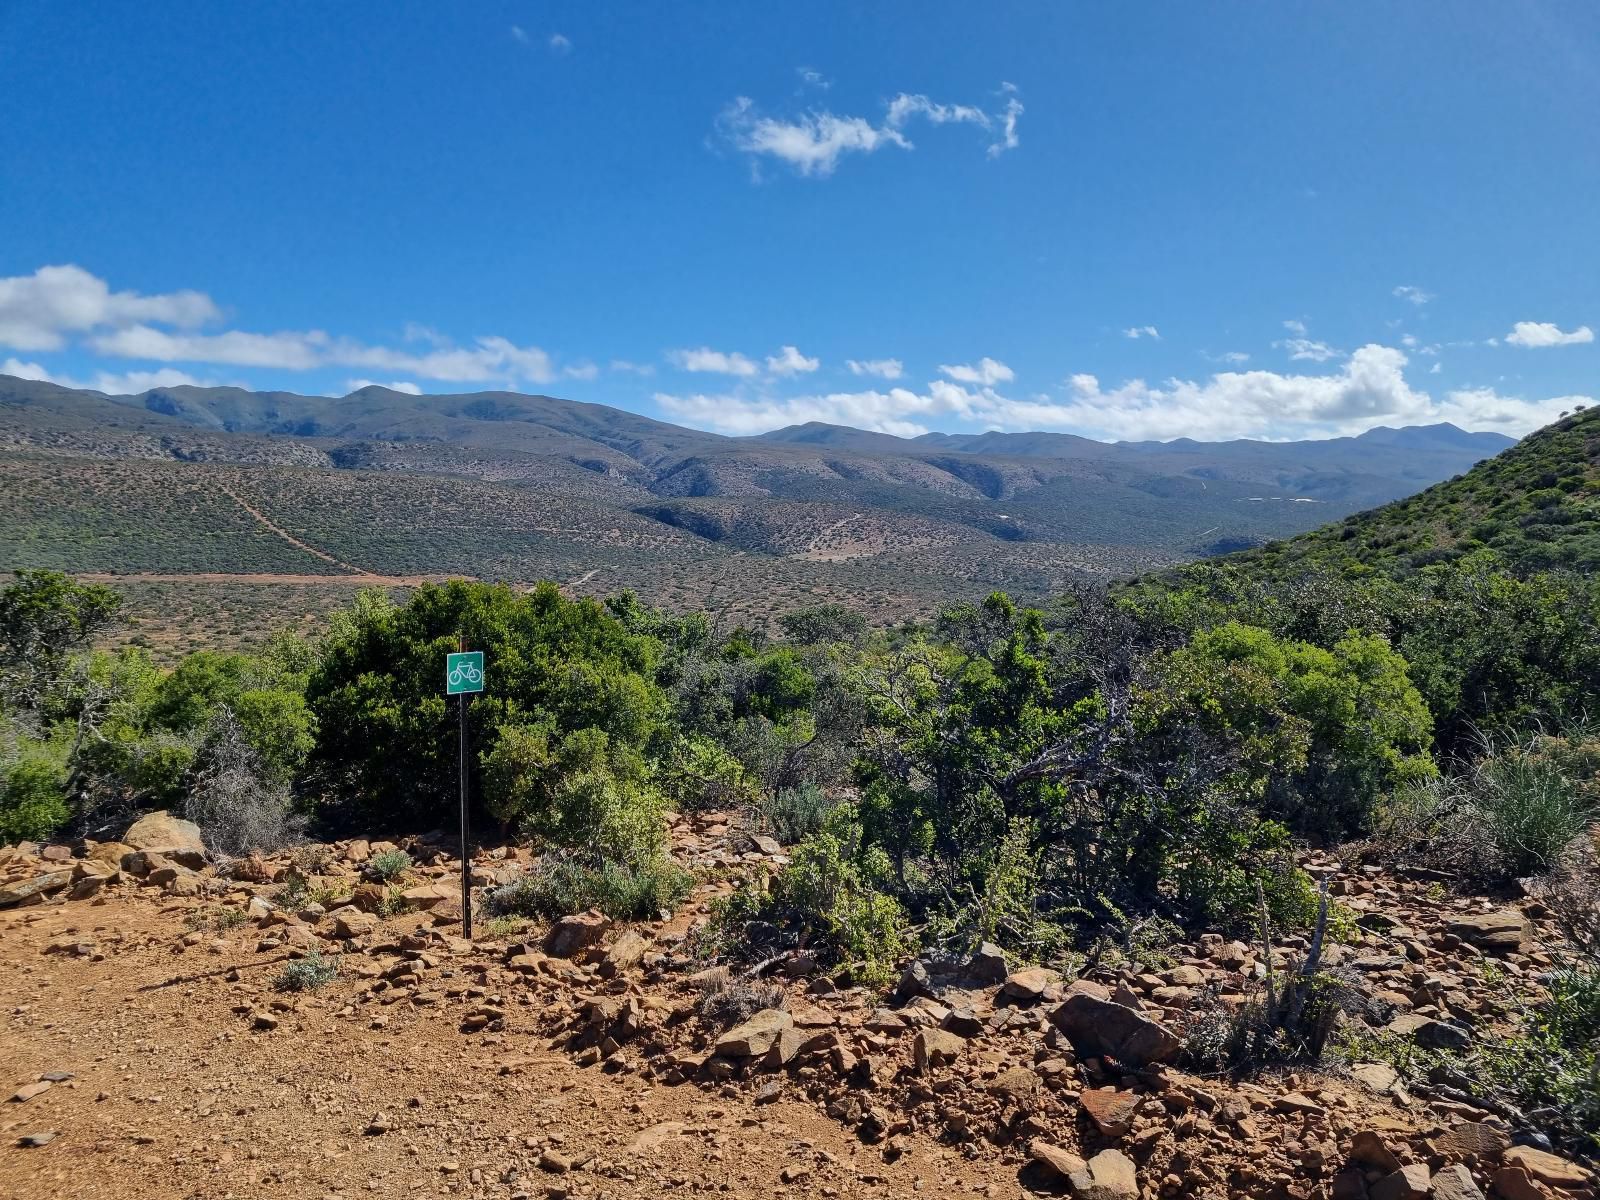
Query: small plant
xmin=305 ymin=879 xmax=351 ymax=908
xmin=183 ymin=905 xmax=248 ymax=934
xmin=275 ymin=948 xmax=339 ymax=992
xmin=290 ymin=843 xmax=335 ymax=875
xmin=479 ymin=915 xmax=527 ymax=939
xmin=366 ymin=849 xmax=412 ymax=883
xmin=695 ymin=967 xmax=787 ymax=1030
xmin=485 ymin=852 xmax=693 ymax=922
xmin=376 ymin=885 xmax=409 ymax=918
xmin=752 ymin=782 xmax=836 ymax=846
xmin=274 ymin=873 xmax=310 ymax=911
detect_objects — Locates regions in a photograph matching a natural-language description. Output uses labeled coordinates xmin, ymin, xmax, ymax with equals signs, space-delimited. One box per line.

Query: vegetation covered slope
xmin=1232 ymin=403 xmax=1600 ymax=576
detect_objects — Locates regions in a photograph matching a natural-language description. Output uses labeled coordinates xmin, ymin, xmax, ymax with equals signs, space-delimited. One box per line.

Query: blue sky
xmin=1 ymin=2 xmax=1597 ymax=441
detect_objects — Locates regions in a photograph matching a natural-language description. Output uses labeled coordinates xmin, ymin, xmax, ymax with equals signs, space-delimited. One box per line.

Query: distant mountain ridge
xmin=0 ymin=372 xmax=1519 ymax=598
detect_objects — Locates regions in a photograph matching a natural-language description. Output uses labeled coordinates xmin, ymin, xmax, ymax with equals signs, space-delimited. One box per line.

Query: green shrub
xmin=0 ymin=747 xmax=69 ymax=844
xmin=753 ymin=782 xmax=835 ymax=845
xmin=275 ymin=949 xmax=339 ymax=992
xmin=766 ymin=806 xmax=914 ymax=987
xmin=1469 ymin=749 xmax=1594 ymax=877
xmin=485 ymin=852 xmax=693 ymax=922
xmin=366 ymin=849 xmax=411 ymax=882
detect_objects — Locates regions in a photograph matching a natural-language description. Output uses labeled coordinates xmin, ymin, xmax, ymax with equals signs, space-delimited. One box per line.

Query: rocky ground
xmin=0 ymin=812 xmax=1594 ymax=1200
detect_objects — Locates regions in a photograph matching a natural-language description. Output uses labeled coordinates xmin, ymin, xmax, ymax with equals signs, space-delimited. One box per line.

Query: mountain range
xmin=0 ymin=373 xmax=1517 ymax=649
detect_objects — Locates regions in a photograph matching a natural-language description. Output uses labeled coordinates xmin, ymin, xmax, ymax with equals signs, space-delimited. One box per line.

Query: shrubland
xmin=2 ymin=408 xmax=1599 ymax=1148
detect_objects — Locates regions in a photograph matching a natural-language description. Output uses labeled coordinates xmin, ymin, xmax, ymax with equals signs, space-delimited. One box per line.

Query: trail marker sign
xmin=446 ymin=651 xmax=484 ymax=695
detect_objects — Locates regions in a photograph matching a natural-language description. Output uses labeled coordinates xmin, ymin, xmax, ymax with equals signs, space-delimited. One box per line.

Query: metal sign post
xmin=445 ymin=647 xmax=485 ymax=939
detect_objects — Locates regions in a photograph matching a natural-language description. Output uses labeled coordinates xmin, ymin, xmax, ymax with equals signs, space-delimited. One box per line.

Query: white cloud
xmin=563 ymin=361 xmax=599 ymax=381
xmin=797 ymin=67 xmax=830 ymax=90
xmin=846 ymin=358 xmax=904 ymax=380
xmin=549 ymin=32 xmax=571 ymax=53
xmin=716 ymin=84 xmax=1021 ymax=178
xmin=1 ymin=357 xmax=210 ymax=394
xmin=656 ymin=383 xmax=976 ymax=438
xmin=609 ymin=359 xmax=656 ymax=376
xmin=765 ymin=344 xmax=819 ymax=376
xmin=347 ymin=378 xmax=423 ymax=395
xmin=661 ymin=346 xmax=1586 ymax=442
xmin=988 ymin=85 xmax=1023 ymax=158
xmin=668 ymin=346 xmax=761 ymax=377
xmin=939 ymin=357 xmax=1014 ymax=386
xmin=3 ymin=357 xmax=53 ymax=382
xmin=1275 ymin=320 xmax=1339 ymax=362
xmin=1505 ymin=320 xmax=1594 ymax=348
xmin=89 ymin=323 xmax=562 ymax=384
xmin=1393 ymin=285 xmax=1434 ymax=306
xmin=1205 ymin=351 xmax=1250 ymax=365
xmin=1122 ymin=326 xmax=1160 ymax=340
xmin=0 ymin=264 xmax=218 ymax=352
xmin=510 ymin=26 xmax=528 ymax=44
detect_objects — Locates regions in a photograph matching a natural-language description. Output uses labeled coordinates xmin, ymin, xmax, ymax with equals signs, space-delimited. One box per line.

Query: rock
xmin=967 ymin=941 xmax=1008 ymax=984
xmin=9 ymin=1081 xmax=51 ymax=1103
xmin=349 ymin=882 xmax=387 ymax=912
xmin=1370 ymin=1164 xmax=1430 ymax=1200
xmin=1429 ymin=1164 xmax=1484 ymax=1200
xmin=1332 ymin=1169 xmax=1369 ymax=1200
xmin=346 ymin=838 xmax=371 ymax=864
xmin=364 ymin=1112 xmax=393 ymax=1135
xmin=599 ymin=929 xmax=649 ymax=978
xmin=1492 ymin=1167 xmax=1547 ymax=1200
xmin=1503 ymin=1146 xmax=1590 ymax=1189
xmin=1029 ymin=1140 xmax=1088 ymax=1180
xmin=714 ymin=1008 xmax=793 ymax=1058
xmin=1350 ymin=1130 xmax=1403 ymax=1175
xmin=1050 ymin=992 xmax=1182 ymax=1066
xmin=0 ymin=870 xmax=73 ymax=908
xmin=334 ymin=910 xmax=378 ymax=939
xmin=1433 ymin=1122 xmax=1511 ymax=1164
xmin=913 ymin=1028 xmax=965 ymax=1072
xmin=1350 ymin=1062 xmax=1401 ymax=1095
xmin=164 ymin=871 xmax=204 ymax=897
xmin=399 ymin=883 xmax=454 ymax=911
xmin=895 ymin=958 xmax=935 ymax=1001
xmin=1067 ymin=1148 xmax=1139 ymax=1200
xmin=1079 ymin=1087 xmax=1139 ymax=1137
xmin=1387 ymin=1013 xmax=1472 ymax=1051
xmin=1446 ymin=910 xmax=1530 ymax=953
xmin=1164 ymin=964 xmax=1205 ymax=987
xmin=16 ymin=1131 xmax=57 ymax=1148
xmin=545 ymin=909 xmax=612 ymax=958
xmin=539 ymin=1150 xmax=572 ymax=1174
xmin=68 ymin=873 xmax=107 ymax=901
xmin=1002 ymin=966 xmax=1056 ymax=1003
xmin=122 ymin=811 xmax=207 ymax=867
xmin=928 ymin=1005 xmax=978 ymax=1039
xmin=989 ymin=1065 xmax=1043 ymax=1107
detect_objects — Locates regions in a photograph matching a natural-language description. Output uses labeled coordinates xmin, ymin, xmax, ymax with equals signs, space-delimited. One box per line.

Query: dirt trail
xmin=0 ymin=894 xmax=1014 ymax=1200
xmin=216 ymin=481 xmax=377 ymax=577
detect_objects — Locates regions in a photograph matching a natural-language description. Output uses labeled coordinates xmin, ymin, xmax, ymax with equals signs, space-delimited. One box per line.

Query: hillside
xmin=0 ymin=374 xmax=1521 ymax=647
xmin=1234 ymin=404 xmax=1600 ymax=576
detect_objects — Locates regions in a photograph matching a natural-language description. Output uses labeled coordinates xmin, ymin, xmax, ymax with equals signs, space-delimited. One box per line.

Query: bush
xmin=1468 ymin=748 xmax=1594 ymax=878
xmin=753 ymin=782 xmax=835 ymax=845
xmin=275 ymin=949 xmax=339 ymax=992
xmin=1373 ymin=730 xmax=1598 ymax=882
xmin=484 ymin=852 xmax=693 ymax=922
xmin=181 ymin=708 xmax=304 ymax=857
xmin=766 ymin=806 xmax=914 ymax=987
xmin=695 ymin=968 xmax=787 ymax=1029
xmin=366 ymin=849 xmax=411 ymax=882
xmin=0 ymin=745 xmax=69 ymax=844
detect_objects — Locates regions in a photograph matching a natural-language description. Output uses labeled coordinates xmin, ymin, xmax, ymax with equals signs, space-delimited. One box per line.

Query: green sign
xmin=446 ymin=650 xmax=484 ymax=695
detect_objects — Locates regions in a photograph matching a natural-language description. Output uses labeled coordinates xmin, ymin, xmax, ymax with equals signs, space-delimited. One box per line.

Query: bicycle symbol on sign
xmin=445 ymin=650 xmax=485 ymax=695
